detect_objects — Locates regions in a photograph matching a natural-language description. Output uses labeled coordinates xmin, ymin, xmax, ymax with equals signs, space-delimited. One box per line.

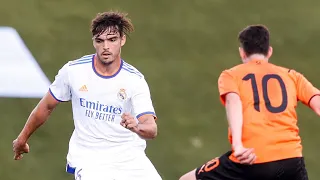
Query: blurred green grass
xmin=1 ymin=0 xmax=320 ymax=179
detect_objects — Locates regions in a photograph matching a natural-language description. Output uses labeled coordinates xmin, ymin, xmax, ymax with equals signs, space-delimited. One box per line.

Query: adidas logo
xmin=79 ymin=85 xmax=88 ymax=92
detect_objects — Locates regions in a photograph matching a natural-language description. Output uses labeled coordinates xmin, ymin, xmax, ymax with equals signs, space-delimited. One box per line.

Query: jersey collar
xmin=92 ymin=54 xmax=123 ymax=79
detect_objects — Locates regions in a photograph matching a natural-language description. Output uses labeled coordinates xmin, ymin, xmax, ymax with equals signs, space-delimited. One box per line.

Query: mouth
xmin=102 ymin=52 xmax=111 ymax=56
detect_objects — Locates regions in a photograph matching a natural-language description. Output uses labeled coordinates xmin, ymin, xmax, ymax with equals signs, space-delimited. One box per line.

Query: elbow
xmin=309 ymin=95 xmax=320 ymax=116
xmin=152 ymin=130 xmax=158 ymax=139
xmin=313 ymin=107 xmax=320 ymax=116
xmin=149 ymin=124 xmax=158 ymax=139
xmin=145 ymin=124 xmax=158 ymax=140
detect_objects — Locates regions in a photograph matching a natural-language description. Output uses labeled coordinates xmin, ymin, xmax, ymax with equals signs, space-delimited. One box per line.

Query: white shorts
xmin=72 ymin=154 xmax=162 ymax=180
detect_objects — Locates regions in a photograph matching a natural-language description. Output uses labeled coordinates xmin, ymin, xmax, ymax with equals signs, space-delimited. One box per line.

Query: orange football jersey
xmin=218 ymin=59 xmax=320 ymax=164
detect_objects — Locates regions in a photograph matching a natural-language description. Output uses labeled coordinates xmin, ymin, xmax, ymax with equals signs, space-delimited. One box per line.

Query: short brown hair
xmin=90 ymin=11 xmax=134 ymax=37
xmin=238 ymin=25 xmax=270 ymax=56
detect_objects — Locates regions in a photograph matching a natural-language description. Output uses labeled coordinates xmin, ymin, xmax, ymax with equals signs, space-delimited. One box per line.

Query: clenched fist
xmin=12 ymin=138 xmax=30 ymax=160
xmin=121 ymin=113 xmax=139 ymax=133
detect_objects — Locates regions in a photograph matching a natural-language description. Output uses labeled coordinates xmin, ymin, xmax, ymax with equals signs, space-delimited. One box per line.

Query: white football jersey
xmin=49 ymin=54 xmax=157 ymax=173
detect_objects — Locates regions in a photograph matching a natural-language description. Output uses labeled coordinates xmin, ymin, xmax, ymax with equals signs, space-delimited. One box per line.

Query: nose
xmin=103 ymin=41 xmax=109 ymax=50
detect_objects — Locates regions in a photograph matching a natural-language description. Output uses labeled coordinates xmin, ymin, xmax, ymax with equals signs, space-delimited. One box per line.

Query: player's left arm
xmin=122 ymin=77 xmax=158 ymax=139
xmin=121 ymin=113 xmax=157 ymax=139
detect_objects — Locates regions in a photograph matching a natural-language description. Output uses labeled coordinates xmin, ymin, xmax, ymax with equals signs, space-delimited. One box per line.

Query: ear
xmin=92 ymin=37 xmax=96 ymax=48
xmin=121 ymin=35 xmax=126 ymax=47
xmin=267 ymin=46 xmax=273 ymax=59
xmin=239 ymin=47 xmax=246 ymax=59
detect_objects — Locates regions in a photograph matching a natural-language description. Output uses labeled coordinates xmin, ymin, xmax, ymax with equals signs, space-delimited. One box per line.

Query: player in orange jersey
xmin=179 ymin=25 xmax=320 ymax=180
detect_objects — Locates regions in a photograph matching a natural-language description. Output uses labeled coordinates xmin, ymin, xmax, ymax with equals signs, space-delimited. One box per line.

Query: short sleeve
xmin=49 ymin=63 xmax=71 ymax=102
xmin=218 ymin=70 xmax=239 ymax=105
xmin=131 ymin=78 xmax=157 ymax=120
xmin=294 ymin=71 xmax=320 ymax=105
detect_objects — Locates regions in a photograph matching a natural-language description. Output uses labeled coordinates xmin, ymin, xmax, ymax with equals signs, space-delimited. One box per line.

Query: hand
xmin=233 ymin=145 xmax=256 ymax=165
xmin=121 ymin=113 xmax=139 ymax=133
xmin=12 ymin=138 xmax=30 ymax=160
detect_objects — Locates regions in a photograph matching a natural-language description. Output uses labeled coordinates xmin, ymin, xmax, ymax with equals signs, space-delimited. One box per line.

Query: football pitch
xmin=1 ymin=0 xmax=320 ymax=179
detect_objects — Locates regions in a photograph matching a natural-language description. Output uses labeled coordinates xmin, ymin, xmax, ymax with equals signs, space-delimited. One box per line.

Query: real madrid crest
xmin=117 ymin=88 xmax=127 ymax=101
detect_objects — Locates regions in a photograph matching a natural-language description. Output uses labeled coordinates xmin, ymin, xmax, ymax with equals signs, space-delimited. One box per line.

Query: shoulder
xmin=57 ymin=54 xmax=94 ymax=74
xmin=121 ymin=60 xmax=144 ymax=79
xmin=68 ymin=54 xmax=94 ymax=67
xmin=219 ymin=64 xmax=244 ymax=80
xmin=271 ymin=64 xmax=302 ymax=81
xmin=270 ymin=63 xmax=292 ymax=73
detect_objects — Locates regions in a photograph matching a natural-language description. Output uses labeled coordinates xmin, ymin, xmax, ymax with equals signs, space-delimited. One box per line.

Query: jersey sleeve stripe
xmin=123 ymin=62 xmax=142 ymax=73
xmin=49 ymin=88 xmax=69 ymax=102
xmin=69 ymin=60 xmax=92 ymax=66
xmin=123 ymin=62 xmax=136 ymax=70
xmin=69 ymin=54 xmax=94 ymax=65
xmin=74 ymin=57 xmax=92 ymax=62
xmin=307 ymin=94 xmax=320 ymax=106
xmin=136 ymin=111 xmax=156 ymax=119
xmin=81 ymin=54 xmax=95 ymax=59
xmin=123 ymin=63 xmax=142 ymax=73
xmin=122 ymin=67 xmax=143 ymax=78
xmin=220 ymin=91 xmax=240 ymax=105
xmin=66 ymin=164 xmax=76 ymax=174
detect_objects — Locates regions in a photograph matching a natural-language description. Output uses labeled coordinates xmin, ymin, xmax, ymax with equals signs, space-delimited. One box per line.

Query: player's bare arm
xmin=225 ymin=93 xmax=243 ymax=147
xmin=121 ymin=113 xmax=157 ymax=139
xmin=309 ymin=95 xmax=320 ymax=116
xmin=225 ymin=92 xmax=256 ymax=165
xmin=13 ymin=91 xmax=60 ymax=160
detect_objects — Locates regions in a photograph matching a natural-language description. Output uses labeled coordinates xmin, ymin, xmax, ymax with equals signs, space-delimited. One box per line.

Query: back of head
xmin=238 ymin=25 xmax=270 ymax=57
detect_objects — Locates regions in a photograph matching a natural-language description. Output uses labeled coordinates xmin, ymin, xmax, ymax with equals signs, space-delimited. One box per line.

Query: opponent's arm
xmin=225 ymin=92 xmax=243 ymax=148
xmin=294 ymin=70 xmax=320 ymax=116
xmin=219 ymin=71 xmax=256 ymax=164
xmin=16 ymin=92 xmax=60 ymax=144
xmin=218 ymin=70 xmax=243 ymax=147
xmin=309 ymin=96 xmax=320 ymax=116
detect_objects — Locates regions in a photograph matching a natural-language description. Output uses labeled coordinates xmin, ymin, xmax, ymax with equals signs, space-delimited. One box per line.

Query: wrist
xmin=17 ymin=134 xmax=28 ymax=144
xmin=232 ymin=141 xmax=243 ymax=149
xmin=133 ymin=123 xmax=140 ymax=133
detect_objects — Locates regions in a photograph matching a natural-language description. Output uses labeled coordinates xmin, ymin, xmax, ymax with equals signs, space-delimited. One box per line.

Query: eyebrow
xmin=93 ymin=37 xmax=103 ymax=40
xmin=95 ymin=35 xmax=118 ymax=39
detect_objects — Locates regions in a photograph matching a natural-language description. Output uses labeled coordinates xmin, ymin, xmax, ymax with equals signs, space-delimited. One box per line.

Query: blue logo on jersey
xmin=80 ymin=98 xmax=123 ymax=122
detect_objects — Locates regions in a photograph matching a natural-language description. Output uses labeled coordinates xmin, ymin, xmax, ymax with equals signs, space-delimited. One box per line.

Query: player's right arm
xmin=294 ymin=70 xmax=320 ymax=115
xmin=15 ymin=92 xmax=60 ymax=145
xmin=218 ymin=70 xmax=243 ymax=147
xmin=13 ymin=63 xmax=71 ymax=160
xmin=218 ymin=70 xmax=256 ymax=165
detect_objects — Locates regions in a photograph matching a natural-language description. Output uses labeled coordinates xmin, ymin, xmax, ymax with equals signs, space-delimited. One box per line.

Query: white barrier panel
xmin=0 ymin=27 xmax=51 ymax=98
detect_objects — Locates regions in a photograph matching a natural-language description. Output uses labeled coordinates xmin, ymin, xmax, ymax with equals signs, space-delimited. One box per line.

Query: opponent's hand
xmin=121 ymin=113 xmax=139 ymax=133
xmin=12 ymin=139 xmax=30 ymax=160
xmin=233 ymin=145 xmax=256 ymax=165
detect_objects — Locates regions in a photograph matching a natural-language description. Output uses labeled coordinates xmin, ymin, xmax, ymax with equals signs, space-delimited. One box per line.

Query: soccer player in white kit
xmin=12 ymin=11 xmax=162 ymax=180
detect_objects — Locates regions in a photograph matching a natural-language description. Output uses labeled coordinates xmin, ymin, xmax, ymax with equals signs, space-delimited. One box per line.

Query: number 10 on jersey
xmin=242 ymin=73 xmax=288 ymax=113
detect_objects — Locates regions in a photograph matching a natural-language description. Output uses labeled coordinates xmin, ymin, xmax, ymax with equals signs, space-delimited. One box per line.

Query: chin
xmin=101 ymin=59 xmax=114 ymax=65
xmin=98 ymin=56 xmax=114 ymax=65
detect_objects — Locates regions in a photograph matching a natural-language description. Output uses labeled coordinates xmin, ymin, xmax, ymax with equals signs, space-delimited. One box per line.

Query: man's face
xmin=93 ymin=29 xmax=126 ymax=65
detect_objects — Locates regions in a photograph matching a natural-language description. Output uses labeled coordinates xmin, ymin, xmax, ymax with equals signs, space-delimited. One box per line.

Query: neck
xmin=243 ymin=54 xmax=268 ymax=63
xmin=94 ymin=56 xmax=121 ymax=76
